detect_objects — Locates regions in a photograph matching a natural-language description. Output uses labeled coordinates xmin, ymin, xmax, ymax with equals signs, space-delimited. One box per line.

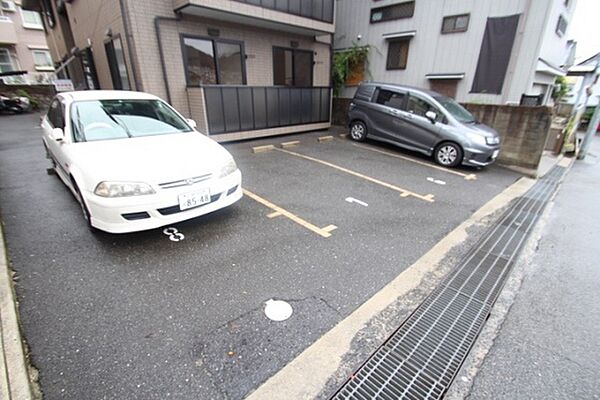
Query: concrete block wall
xmin=465 ymin=104 xmax=553 ymax=171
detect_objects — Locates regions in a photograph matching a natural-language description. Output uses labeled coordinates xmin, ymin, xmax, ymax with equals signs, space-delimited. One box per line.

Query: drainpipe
xmin=154 ymin=14 xmax=182 ymax=104
xmin=119 ymin=0 xmax=141 ymax=91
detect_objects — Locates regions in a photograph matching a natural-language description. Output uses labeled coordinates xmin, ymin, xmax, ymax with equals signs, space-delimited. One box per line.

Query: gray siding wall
xmin=335 ymin=0 xmax=574 ymax=104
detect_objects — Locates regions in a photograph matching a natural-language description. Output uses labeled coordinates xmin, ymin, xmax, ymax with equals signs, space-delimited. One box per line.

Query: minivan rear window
xmin=374 ymin=89 xmax=406 ymax=110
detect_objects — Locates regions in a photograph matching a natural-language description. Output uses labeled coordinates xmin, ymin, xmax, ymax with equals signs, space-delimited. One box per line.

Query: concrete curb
xmin=0 ymin=222 xmax=34 ymax=400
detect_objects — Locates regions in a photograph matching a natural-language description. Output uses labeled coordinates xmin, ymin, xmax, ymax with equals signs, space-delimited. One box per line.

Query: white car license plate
xmin=492 ymin=150 xmax=500 ymax=159
xmin=179 ymin=189 xmax=211 ymax=210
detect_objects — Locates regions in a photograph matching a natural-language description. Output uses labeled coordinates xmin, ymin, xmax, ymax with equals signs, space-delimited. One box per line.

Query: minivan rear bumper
xmin=462 ymin=146 xmax=500 ymax=167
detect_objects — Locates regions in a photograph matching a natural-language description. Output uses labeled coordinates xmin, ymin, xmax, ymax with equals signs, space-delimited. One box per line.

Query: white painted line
xmin=427 ymin=177 xmax=447 ymax=185
xmin=345 ymin=197 xmax=369 ymax=207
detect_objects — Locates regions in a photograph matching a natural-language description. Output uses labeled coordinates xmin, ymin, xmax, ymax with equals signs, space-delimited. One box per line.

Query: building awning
xmin=568 ymin=65 xmax=597 ymax=75
xmin=382 ymin=30 xmax=416 ymax=40
xmin=426 ymin=73 xmax=465 ymax=80
xmin=536 ymin=58 xmax=566 ymax=77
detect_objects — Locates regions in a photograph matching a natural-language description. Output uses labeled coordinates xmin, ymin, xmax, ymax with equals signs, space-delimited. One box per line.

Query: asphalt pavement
xmin=0 ymin=113 xmax=520 ymax=399
xmin=467 ymin=135 xmax=600 ymax=399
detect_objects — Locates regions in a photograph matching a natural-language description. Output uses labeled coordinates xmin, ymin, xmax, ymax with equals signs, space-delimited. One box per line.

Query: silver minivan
xmin=347 ymin=83 xmax=501 ymax=167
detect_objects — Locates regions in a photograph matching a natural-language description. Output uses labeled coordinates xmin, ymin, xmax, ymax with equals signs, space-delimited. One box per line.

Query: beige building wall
xmin=63 ymin=0 xmax=136 ymax=90
xmin=125 ymin=0 xmax=331 ymax=116
xmin=1 ymin=1 xmax=50 ymax=74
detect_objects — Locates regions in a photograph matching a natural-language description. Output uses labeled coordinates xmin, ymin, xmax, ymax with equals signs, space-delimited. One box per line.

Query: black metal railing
xmin=232 ymin=0 xmax=334 ymax=23
xmin=203 ymin=86 xmax=331 ymax=134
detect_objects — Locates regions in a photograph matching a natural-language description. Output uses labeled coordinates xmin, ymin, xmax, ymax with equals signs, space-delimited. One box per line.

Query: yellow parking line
xmin=275 ymin=148 xmax=434 ymax=203
xmin=350 ymin=142 xmax=477 ymax=181
xmin=243 ymin=189 xmax=336 ymax=238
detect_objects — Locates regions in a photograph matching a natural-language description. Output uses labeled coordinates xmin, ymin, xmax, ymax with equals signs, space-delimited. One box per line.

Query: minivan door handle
xmin=389 ymin=108 xmax=400 ymax=115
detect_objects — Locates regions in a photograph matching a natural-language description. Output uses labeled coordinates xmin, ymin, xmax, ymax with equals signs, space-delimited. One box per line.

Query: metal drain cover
xmin=264 ymin=299 xmax=293 ymax=321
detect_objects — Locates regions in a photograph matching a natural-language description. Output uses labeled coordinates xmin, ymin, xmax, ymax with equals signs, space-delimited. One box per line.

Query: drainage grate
xmin=331 ymin=165 xmax=567 ymax=400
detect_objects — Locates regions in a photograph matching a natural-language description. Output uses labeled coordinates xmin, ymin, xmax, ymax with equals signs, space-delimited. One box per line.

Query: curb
xmin=0 ymin=222 xmax=34 ymax=400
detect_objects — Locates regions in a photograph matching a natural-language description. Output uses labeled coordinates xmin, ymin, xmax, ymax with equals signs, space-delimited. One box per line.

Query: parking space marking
xmin=274 ymin=148 xmax=435 ymax=203
xmin=349 ymin=142 xmax=477 ymax=181
xmin=243 ymin=189 xmax=336 ymax=238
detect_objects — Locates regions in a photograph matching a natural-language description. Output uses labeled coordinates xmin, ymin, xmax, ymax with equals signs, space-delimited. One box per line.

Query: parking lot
xmin=0 ymin=114 xmax=521 ymax=399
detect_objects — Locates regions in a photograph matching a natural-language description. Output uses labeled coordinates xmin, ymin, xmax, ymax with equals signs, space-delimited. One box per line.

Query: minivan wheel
xmin=434 ymin=142 xmax=463 ymax=167
xmin=349 ymin=121 xmax=367 ymax=142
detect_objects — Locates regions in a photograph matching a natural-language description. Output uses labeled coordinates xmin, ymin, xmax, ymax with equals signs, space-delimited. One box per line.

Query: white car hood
xmin=69 ymin=132 xmax=232 ymax=188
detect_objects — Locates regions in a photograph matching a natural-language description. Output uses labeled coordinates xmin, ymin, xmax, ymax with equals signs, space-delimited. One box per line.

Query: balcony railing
xmin=232 ymin=0 xmax=334 ymax=23
xmin=203 ymin=85 xmax=331 ymax=134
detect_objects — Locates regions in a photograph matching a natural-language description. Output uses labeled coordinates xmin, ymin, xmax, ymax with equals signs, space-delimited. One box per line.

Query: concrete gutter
xmin=0 ymin=222 xmax=34 ymax=400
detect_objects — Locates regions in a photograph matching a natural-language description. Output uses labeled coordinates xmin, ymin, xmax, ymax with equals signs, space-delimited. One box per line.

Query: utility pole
xmin=577 ymin=100 xmax=600 ymax=160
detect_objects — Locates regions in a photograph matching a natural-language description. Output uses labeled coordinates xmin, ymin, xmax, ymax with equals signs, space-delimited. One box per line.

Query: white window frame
xmin=1 ymin=1 xmax=16 ymax=12
xmin=0 ymin=48 xmax=15 ymax=72
xmin=19 ymin=7 xmax=43 ymax=30
xmin=32 ymin=49 xmax=53 ymax=71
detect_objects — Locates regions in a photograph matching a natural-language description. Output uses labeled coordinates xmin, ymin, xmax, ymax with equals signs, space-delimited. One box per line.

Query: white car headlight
xmin=94 ymin=181 xmax=155 ymax=197
xmin=486 ymin=136 xmax=500 ymax=145
xmin=218 ymin=159 xmax=238 ymax=178
xmin=465 ymin=132 xmax=487 ymax=146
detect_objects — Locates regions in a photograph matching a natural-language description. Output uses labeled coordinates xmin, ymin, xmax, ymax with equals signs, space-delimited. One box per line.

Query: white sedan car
xmin=42 ymin=90 xmax=242 ymax=233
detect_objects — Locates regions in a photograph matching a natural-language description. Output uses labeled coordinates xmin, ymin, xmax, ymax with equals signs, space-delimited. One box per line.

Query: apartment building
xmin=21 ymin=0 xmax=335 ymax=141
xmin=335 ymin=0 xmax=577 ymax=105
xmin=0 ymin=0 xmax=53 ymax=83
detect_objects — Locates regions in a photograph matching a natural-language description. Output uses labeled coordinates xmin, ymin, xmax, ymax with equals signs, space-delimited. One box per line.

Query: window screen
xmin=442 ymin=14 xmax=470 ymax=33
xmin=370 ymin=1 xmax=415 ymax=23
xmin=386 ymin=39 xmax=410 ymax=70
xmin=215 ymin=42 xmax=244 ymax=84
xmin=273 ymin=47 xmax=313 ymax=87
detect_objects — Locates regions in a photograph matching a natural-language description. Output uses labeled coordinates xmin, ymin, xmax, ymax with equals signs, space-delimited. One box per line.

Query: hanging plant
xmin=332 ymin=44 xmax=369 ymax=97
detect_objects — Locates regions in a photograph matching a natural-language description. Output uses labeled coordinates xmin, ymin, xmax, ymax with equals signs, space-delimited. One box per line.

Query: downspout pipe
xmin=119 ymin=0 xmax=141 ymax=91
xmin=154 ymin=14 xmax=182 ymax=104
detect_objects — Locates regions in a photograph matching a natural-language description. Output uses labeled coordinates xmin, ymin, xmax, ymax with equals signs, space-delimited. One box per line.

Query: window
xmin=20 ymin=9 xmax=43 ymax=29
xmin=406 ymin=96 xmax=443 ymax=122
xmin=32 ymin=50 xmax=53 ymax=70
xmin=0 ymin=48 xmax=14 ymax=72
xmin=1 ymin=1 xmax=16 ymax=12
xmin=374 ymin=89 xmax=406 ymax=109
xmin=47 ymin=99 xmax=64 ymax=129
xmin=556 ymin=15 xmax=567 ymax=36
xmin=104 ymin=36 xmax=130 ymax=90
xmin=182 ymin=36 xmax=245 ymax=86
xmin=442 ymin=14 xmax=470 ymax=33
xmin=386 ymin=38 xmax=410 ymax=70
xmin=370 ymin=1 xmax=415 ymax=23
xmin=273 ymin=47 xmax=313 ymax=87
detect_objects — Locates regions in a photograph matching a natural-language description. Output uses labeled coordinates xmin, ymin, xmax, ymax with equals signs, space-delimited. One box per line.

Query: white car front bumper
xmin=83 ymin=170 xmax=242 ymax=233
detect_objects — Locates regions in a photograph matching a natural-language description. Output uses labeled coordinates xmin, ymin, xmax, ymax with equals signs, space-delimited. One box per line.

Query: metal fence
xmin=231 ymin=0 xmax=334 ymax=23
xmin=203 ymin=86 xmax=331 ymax=134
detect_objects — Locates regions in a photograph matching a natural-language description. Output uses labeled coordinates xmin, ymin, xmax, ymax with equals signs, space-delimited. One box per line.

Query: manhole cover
xmin=264 ymin=299 xmax=293 ymax=321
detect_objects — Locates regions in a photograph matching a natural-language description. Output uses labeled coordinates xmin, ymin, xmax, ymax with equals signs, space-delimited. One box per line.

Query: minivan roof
xmin=359 ymin=82 xmax=444 ymax=98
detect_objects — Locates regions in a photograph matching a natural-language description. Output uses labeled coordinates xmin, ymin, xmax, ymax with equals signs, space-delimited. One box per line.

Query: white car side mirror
xmin=51 ymin=127 xmax=65 ymax=142
xmin=425 ymin=111 xmax=437 ymax=123
xmin=186 ymin=119 xmax=197 ymax=129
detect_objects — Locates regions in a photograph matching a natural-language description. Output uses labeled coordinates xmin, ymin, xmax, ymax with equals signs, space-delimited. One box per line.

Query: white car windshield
xmin=70 ymin=99 xmax=192 ymax=142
